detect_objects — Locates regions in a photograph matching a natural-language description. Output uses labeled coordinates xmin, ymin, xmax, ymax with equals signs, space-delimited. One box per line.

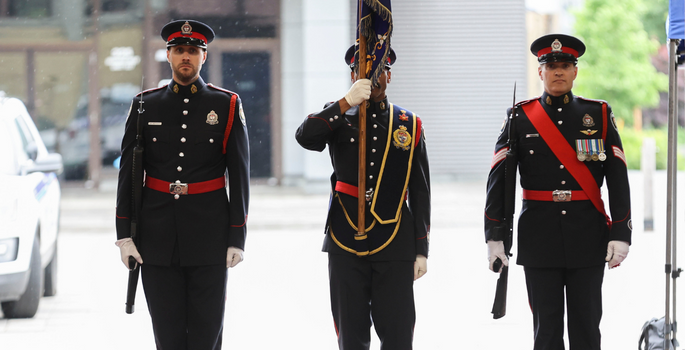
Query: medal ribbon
xmin=522 ymin=100 xmax=610 ymax=226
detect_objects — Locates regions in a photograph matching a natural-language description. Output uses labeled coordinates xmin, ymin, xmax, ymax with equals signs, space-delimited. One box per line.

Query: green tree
xmin=641 ymin=0 xmax=669 ymax=43
xmin=573 ymin=0 xmax=667 ymax=126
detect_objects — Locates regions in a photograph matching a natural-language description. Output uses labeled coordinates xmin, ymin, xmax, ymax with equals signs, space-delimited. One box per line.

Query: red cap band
xmin=537 ymin=46 xmax=579 ymax=58
xmin=167 ymin=31 xmax=207 ymax=44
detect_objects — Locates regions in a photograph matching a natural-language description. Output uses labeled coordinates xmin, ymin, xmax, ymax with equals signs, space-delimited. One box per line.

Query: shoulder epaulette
xmin=577 ymin=96 xmax=607 ymax=105
xmin=135 ymin=85 xmax=166 ymax=97
xmin=207 ymin=83 xmax=238 ymax=96
xmin=515 ymin=97 xmax=538 ymax=107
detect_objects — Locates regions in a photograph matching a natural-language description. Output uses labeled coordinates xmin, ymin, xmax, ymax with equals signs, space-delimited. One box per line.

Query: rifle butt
xmin=491 ymin=266 xmax=509 ymax=319
xmin=125 ymin=256 xmax=140 ymax=314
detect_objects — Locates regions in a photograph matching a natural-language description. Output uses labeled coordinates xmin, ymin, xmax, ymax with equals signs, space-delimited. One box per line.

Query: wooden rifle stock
xmin=492 ymin=83 xmax=517 ymax=319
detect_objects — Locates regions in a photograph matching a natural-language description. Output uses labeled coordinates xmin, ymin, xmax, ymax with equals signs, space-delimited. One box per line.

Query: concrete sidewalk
xmin=0 ymin=171 xmax=681 ymax=349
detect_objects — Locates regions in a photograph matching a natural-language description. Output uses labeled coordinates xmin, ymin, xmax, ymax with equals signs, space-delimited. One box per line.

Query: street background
xmin=0 ymin=169 xmax=681 ymax=349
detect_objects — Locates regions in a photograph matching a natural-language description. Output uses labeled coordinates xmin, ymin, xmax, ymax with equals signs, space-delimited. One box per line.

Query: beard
xmin=173 ymin=63 xmax=200 ymax=85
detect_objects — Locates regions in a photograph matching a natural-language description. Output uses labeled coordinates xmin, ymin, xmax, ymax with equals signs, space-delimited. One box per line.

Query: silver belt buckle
xmin=552 ymin=190 xmax=571 ymax=202
xmin=169 ymin=181 xmax=188 ymax=195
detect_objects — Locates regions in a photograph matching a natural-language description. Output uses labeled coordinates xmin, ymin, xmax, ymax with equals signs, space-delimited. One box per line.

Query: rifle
xmin=125 ymin=77 xmax=145 ymax=314
xmin=491 ymin=82 xmax=518 ymax=319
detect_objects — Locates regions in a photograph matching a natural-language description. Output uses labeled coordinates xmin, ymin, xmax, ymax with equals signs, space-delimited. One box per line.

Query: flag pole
xmin=357 ymin=3 xmax=368 ymax=239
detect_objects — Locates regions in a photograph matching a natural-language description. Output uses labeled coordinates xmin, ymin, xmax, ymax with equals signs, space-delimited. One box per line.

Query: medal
xmin=577 ymin=152 xmax=586 ymax=161
xmin=591 ymin=154 xmax=599 ymax=161
xmin=598 ymin=152 xmax=607 ymax=161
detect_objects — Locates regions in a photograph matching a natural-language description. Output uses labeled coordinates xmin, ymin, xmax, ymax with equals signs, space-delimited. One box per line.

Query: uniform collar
xmin=542 ymin=91 xmax=573 ymax=106
xmin=368 ymin=97 xmax=389 ymax=112
xmin=169 ymin=76 xmax=206 ymax=95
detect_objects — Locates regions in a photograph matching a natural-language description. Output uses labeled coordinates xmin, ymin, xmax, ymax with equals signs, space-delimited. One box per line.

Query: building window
xmin=6 ymin=0 xmax=51 ymax=18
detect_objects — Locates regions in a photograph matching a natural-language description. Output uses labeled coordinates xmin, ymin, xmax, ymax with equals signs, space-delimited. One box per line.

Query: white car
xmin=0 ymin=94 xmax=62 ymax=318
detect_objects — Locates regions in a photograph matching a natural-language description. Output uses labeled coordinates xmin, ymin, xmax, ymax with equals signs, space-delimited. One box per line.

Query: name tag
xmin=148 ymin=122 xmax=162 ymax=126
xmin=525 ymin=133 xmax=539 ymax=138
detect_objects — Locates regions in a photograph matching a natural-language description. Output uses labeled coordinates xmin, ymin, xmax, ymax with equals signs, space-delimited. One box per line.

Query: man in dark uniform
xmin=296 ymin=44 xmax=430 ymax=350
xmin=484 ymin=34 xmax=632 ymax=350
xmin=114 ymin=19 xmax=249 ymax=350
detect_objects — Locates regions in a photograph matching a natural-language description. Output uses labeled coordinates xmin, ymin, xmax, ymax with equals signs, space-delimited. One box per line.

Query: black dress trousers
xmin=141 ymin=263 xmax=228 ymax=350
xmin=328 ymin=253 xmax=415 ymax=350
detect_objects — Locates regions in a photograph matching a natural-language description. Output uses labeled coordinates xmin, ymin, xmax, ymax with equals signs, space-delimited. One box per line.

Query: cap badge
xmin=380 ymin=101 xmax=386 ymax=110
xmin=392 ymin=125 xmax=412 ymax=151
xmin=564 ymin=94 xmax=570 ymax=104
xmin=181 ymin=21 xmax=193 ymax=35
xmin=206 ymin=110 xmax=219 ymax=125
xmin=191 ymin=84 xmax=198 ymax=94
xmin=173 ymin=84 xmax=179 ymax=93
xmin=551 ymin=39 xmax=563 ymax=53
xmin=545 ymin=96 xmax=552 ymax=105
xmin=582 ymin=114 xmax=595 ymax=127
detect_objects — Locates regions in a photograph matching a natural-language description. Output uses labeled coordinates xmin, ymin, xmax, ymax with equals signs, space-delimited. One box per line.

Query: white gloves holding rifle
xmin=344 ymin=79 xmax=372 ymax=107
xmin=606 ymin=240 xmax=629 ymax=269
xmin=487 ymin=240 xmax=509 ymax=273
xmin=115 ymin=237 xmax=143 ymax=270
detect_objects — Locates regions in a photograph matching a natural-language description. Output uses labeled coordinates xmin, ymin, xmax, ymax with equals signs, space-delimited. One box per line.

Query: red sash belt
xmin=335 ymin=181 xmax=408 ymax=201
xmin=146 ymin=176 xmax=226 ymax=195
xmin=523 ymin=189 xmax=589 ymax=202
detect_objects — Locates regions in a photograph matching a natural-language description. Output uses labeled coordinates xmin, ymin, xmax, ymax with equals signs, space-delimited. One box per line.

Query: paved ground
xmin=0 ymin=170 xmax=682 ymax=349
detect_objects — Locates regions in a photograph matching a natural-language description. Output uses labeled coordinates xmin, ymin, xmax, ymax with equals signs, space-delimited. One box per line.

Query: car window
xmin=14 ymin=115 xmax=36 ymax=158
xmin=0 ymin=119 xmax=20 ymax=175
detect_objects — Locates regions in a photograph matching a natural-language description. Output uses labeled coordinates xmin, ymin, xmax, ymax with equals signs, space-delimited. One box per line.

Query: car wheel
xmin=1 ymin=236 xmax=43 ymax=318
xmin=43 ymin=241 xmax=58 ymax=297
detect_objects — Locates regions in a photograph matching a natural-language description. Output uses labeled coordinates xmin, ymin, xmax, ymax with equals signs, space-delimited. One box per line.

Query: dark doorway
xmin=222 ymin=52 xmax=272 ymax=178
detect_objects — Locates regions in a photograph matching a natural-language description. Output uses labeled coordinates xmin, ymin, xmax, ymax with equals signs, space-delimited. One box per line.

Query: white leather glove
xmin=414 ymin=255 xmax=427 ymax=281
xmin=227 ymin=247 xmax=244 ymax=268
xmin=115 ymin=238 xmax=143 ymax=270
xmin=606 ymin=240 xmax=629 ymax=269
xmin=487 ymin=240 xmax=509 ymax=273
xmin=344 ymin=79 xmax=372 ymax=107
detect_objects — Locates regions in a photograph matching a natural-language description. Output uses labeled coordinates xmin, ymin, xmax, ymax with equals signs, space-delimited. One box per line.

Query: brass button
xmin=559 ymin=165 xmax=565 ymax=169
xmin=181 ymin=137 xmax=186 ymax=143
xmin=529 ymin=150 xmax=534 ymax=154
xmin=209 ymin=138 xmax=214 ymax=143
xmin=183 ymin=110 xmax=189 ymax=115
xmin=557 ymin=120 xmax=563 ymax=125
xmin=177 ymin=166 xmax=182 ymax=172
xmin=174 ymin=194 xmax=180 ymax=199
xmin=179 ymin=152 xmax=184 ymax=157
xmin=152 ymin=137 xmax=157 ymax=142
xmin=182 ymin=124 xmax=187 ymax=129
xmin=561 ymin=210 xmax=567 ymax=215
xmin=350 ymin=138 xmax=355 ymax=142
xmin=184 ymin=98 xmax=189 ymax=103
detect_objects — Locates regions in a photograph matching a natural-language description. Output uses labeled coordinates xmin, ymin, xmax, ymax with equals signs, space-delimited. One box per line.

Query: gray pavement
xmin=0 ymin=170 xmax=681 ymax=349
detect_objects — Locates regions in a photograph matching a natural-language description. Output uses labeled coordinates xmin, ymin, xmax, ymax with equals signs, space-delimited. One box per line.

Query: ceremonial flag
xmin=356 ymin=0 xmax=393 ymax=85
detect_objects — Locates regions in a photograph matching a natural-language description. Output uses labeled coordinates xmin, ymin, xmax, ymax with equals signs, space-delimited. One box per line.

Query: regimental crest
xmin=551 ymin=39 xmax=563 ymax=52
xmin=580 ymin=129 xmax=598 ymax=136
xmin=399 ymin=110 xmax=408 ymax=121
xmin=173 ymin=84 xmax=179 ymax=93
xmin=191 ymin=84 xmax=198 ymax=94
xmin=611 ymin=112 xmax=618 ymax=130
xmin=392 ymin=125 xmax=412 ymax=151
xmin=206 ymin=110 xmax=219 ymax=125
xmin=181 ymin=21 xmax=193 ymax=35
xmin=239 ymin=103 xmax=246 ymax=126
xmin=582 ymin=114 xmax=595 ymax=127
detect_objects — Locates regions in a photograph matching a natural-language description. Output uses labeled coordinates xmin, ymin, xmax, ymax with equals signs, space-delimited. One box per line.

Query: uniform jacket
xmin=116 ymin=77 xmax=250 ymax=267
xmin=484 ymin=91 xmax=631 ymax=268
xmin=296 ymin=97 xmax=430 ymax=261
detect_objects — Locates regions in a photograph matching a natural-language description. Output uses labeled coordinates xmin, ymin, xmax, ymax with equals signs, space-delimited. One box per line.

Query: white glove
xmin=227 ymin=247 xmax=244 ymax=268
xmin=115 ymin=238 xmax=143 ymax=270
xmin=344 ymin=79 xmax=372 ymax=107
xmin=414 ymin=255 xmax=427 ymax=281
xmin=606 ymin=240 xmax=629 ymax=268
xmin=487 ymin=240 xmax=509 ymax=273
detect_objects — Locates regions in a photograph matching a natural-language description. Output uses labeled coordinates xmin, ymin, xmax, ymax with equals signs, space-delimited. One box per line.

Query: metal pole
xmin=665 ymin=38 xmax=679 ymax=349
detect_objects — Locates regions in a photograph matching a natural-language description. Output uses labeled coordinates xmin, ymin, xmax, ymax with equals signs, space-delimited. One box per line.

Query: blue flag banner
xmin=668 ymin=0 xmax=685 ymax=39
xmin=357 ymin=0 xmax=393 ymax=85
